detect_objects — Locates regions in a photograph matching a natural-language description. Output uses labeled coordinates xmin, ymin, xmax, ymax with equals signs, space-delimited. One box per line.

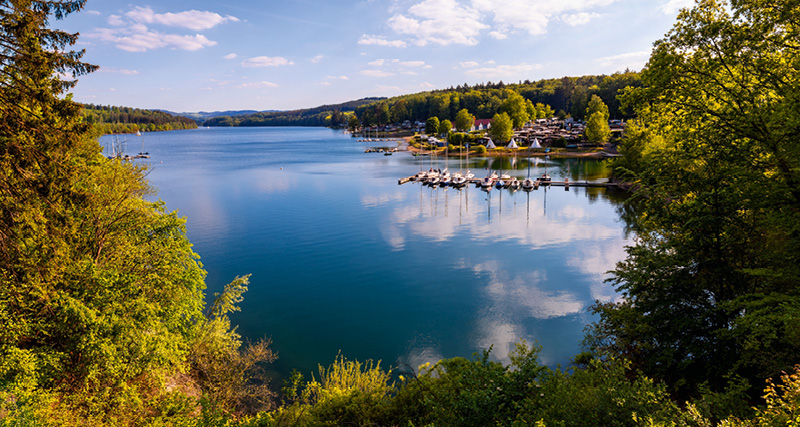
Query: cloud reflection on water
xmin=366 ymin=184 xmax=631 ymax=367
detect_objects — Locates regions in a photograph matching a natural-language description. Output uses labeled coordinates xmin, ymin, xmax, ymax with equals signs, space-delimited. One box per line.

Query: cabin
xmin=471 ymin=119 xmax=492 ymax=131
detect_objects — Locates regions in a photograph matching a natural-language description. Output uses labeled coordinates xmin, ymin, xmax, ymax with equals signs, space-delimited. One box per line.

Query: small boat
xmin=521 ymin=178 xmax=535 ymax=191
xmin=536 ymin=173 xmax=551 ymax=183
xmin=451 ymin=175 xmax=467 ymax=188
xmin=480 ymin=172 xmax=497 ymax=189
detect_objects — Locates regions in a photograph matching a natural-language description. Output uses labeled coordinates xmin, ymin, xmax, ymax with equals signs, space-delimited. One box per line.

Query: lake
xmin=100 ymin=127 xmax=630 ymax=381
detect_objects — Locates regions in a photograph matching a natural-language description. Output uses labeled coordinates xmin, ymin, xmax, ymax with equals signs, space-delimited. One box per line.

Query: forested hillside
xmin=352 ymin=72 xmax=641 ymax=126
xmin=202 ymin=97 xmax=381 ymax=127
xmin=81 ymin=103 xmax=197 ymax=134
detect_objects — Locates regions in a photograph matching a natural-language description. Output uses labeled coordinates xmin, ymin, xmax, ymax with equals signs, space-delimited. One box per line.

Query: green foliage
xmin=438 ymin=119 xmax=452 ymax=136
xmin=501 ymin=91 xmax=531 ymax=128
xmin=585 ymin=95 xmax=611 ymax=143
xmin=425 ymin=116 xmax=439 ymax=135
xmin=585 ymin=110 xmax=611 ymax=144
xmin=489 ymin=112 xmax=514 ymax=143
xmin=352 ymin=73 xmax=638 ymax=125
xmin=81 ymin=104 xmax=197 ymax=134
xmin=347 ymin=114 xmax=359 ymax=132
xmin=475 ymin=144 xmax=487 ymax=154
xmin=190 ymin=275 xmax=278 ymax=417
xmin=517 ymin=358 xmax=681 ymax=426
xmin=268 ymin=355 xmax=395 ymax=427
xmin=0 ymin=2 xmax=276 ymax=424
xmin=585 ymin=94 xmax=609 ymax=122
xmin=591 ymin=0 xmax=800 ymax=403
xmin=455 ymin=108 xmax=474 ymax=131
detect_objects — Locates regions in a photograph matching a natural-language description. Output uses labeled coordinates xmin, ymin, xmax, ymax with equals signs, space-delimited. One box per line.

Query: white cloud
xmin=224 ymin=53 xmax=237 ymax=60
xmin=311 ymin=55 xmax=324 ymax=63
xmin=326 ymin=75 xmax=350 ymax=80
xmin=374 ymin=84 xmax=402 ymax=93
xmin=381 ymin=0 xmax=619 ymax=45
xmin=360 ymin=69 xmax=395 ymax=77
xmin=596 ymin=50 xmax=650 ymax=71
xmin=387 ymin=0 xmax=488 ymax=46
xmin=459 ymin=61 xmax=479 ymax=68
xmin=370 ymin=58 xmax=430 ymax=68
xmin=358 ymin=35 xmax=407 ymax=47
xmin=661 ymin=0 xmax=693 ymax=14
xmin=561 ymin=12 xmax=601 ymax=26
xmin=464 ymin=62 xmax=543 ymax=79
xmin=236 ymin=81 xmax=279 ymax=88
xmin=320 ymin=81 xmax=331 ymax=86
xmin=473 ymin=0 xmax=617 ymax=35
xmin=98 ymin=66 xmax=140 ymax=75
xmin=123 ymin=6 xmax=239 ymax=30
xmin=88 ymin=27 xmax=217 ymax=52
xmin=398 ymin=60 xmax=428 ymax=68
xmin=86 ymin=10 xmax=101 ymax=15
xmin=92 ymin=6 xmax=236 ymax=52
xmin=241 ymin=56 xmax=294 ymax=67
xmin=108 ymin=15 xmax=125 ymax=26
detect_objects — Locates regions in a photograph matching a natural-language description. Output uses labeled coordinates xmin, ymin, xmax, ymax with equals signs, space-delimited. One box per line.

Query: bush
xmin=475 ymin=145 xmax=487 ymax=154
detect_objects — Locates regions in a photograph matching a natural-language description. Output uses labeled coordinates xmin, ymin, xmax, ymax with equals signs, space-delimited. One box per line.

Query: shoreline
xmin=403 ymin=141 xmax=611 ymax=159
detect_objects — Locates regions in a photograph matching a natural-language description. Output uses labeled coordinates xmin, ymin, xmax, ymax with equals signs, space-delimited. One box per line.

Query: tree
xmin=426 ymin=116 xmax=440 ymax=135
xmin=439 ymin=119 xmax=452 ymax=136
xmin=0 ymin=0 xmax=270 ymax=421
xmin=500 ymin=92 xmax=529 ymax=128
xmin=585 ymin=94 xmax=609 ymax=122
xmin=348 ymin=114 xmax=360 ymax=132
xmin=588 ymin=0 xmax=800 ymax=402
xmin=390 ymin=100 xmax=408 ymax=123
xmin=455 ymin=108 xmax=474 ymax=132
xmin=585 ymin=111 xmax=610 ymax=144
xmin=489 ymin=112 xmax=513 ymax=143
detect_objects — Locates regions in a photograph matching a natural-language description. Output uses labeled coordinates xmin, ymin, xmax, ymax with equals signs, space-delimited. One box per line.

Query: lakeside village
xmin=358 ymin=116 xmax=626 ymax=191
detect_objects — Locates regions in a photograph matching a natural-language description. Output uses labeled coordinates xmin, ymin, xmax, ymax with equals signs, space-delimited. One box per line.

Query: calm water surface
xmin=101 ymin=127 xmax=630 ymax=381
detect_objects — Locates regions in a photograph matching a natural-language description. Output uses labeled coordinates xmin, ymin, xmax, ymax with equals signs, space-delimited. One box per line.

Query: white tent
xmin=507 ymin=138 xmax=518 ymax=149
xmin=531 ymin=138 xmax=541 ymax=148
xmin=485 ymin=138 xmax=496 ymax=149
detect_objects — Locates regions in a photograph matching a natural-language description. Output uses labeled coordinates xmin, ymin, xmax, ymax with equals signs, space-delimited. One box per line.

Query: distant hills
xmin=200 ymin=97 xmax=384 ymax=127
xmin=157 ymin=110 xmax=279 ymax=122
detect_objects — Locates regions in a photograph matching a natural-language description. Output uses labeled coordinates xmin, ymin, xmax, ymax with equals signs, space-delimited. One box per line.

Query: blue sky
xmin=60 ymin=0 xmax=694 ymax=112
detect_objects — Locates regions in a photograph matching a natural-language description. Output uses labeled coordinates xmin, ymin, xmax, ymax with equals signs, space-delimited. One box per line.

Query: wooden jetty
xmin=398 ymin=175 xmax=618 ymax=188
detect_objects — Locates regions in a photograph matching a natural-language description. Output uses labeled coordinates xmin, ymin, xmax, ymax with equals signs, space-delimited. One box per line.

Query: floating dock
xmin=399 ymin=175 xmax=618 ymax=189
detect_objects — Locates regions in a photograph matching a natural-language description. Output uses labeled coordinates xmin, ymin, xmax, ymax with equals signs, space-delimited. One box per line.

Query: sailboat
xmin=521 ymin=157 xmax=535 ymax=191
xmin=464 ymin=142 xmax=474 ymax=181
xmin=451 ymin=142 xmax=467 ymax=188
xmin=439 ymin=143 xmax=450 ymax=187
xmin=134 ymin=130 xmax=150 ymax=159
xmin=536 ymin=156 xmax=551 ymax=183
